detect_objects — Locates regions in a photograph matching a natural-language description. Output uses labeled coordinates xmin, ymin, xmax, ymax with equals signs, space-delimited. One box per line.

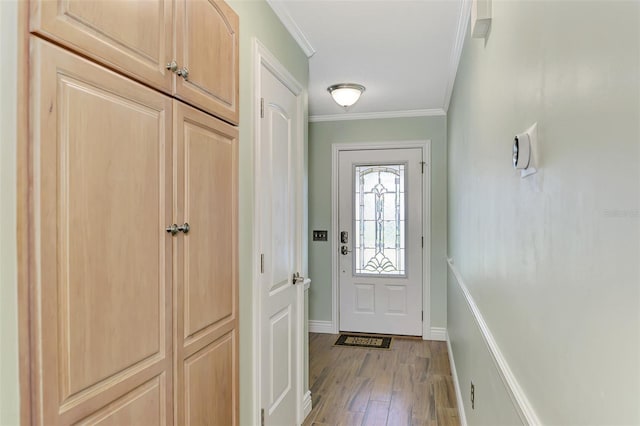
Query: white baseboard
xmin=308 ymin=320 xmax=335 ymax=334
xmin=447 ymin=258 xmax=541 ymax=425
xmin=446 ymin=332 xmax=468 ymax=426
xmin=429 ymin=327 xmax=447 ymax=341
xmin=302 ymin=390 xmax=312 ymax=421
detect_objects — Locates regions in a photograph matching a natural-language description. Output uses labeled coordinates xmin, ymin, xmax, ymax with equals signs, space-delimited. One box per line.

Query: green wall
xmin=447 ymin=1 xmax=639 ymax=424
xmin=0 ymin=1 xmax=20 ymax=424
xmin=225 ymin=1 xmax=309 ymax=424
xmin=308 ymin=116 xmax=448 ymax=329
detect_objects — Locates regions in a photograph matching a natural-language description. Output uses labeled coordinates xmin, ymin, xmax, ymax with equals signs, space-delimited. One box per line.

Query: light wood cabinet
xmin=29 ymin=37 xmax=174 ymax=425
xmin=28 ymin=36 xmax=239 ymax=425
xmin=31 ymin=0 xmax=239 ymax=124
xmin=174 ymin=0 xmax=239 ymax=123
xmin=174 ymin=101 xmax=239 ymax=425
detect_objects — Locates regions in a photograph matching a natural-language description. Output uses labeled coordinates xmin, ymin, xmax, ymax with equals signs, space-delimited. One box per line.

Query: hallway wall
xmin=308 ymin=116 xmax=448 ymax=331
xmin=226 ymin=1 xmax=309 ymax=424
xmin=447 ymin=1 xmax=640 ymax=424
xmin=0 ymin=1 xmax=20 ymax=424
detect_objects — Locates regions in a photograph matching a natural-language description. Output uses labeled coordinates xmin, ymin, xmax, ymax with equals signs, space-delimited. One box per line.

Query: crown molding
xmin=443 ymin=0 xmax=472 ymax=112
xmin=265 ymin=0 xmax=316 ymax=58
xmin=309 ymin=108 xmax=446 ymax=123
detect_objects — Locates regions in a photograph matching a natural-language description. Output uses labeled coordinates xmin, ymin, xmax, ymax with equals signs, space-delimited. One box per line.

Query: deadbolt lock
xmin=340 ymin=231 xmax=348 ymax=244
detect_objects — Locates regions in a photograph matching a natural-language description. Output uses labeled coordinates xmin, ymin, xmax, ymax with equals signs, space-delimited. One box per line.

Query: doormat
xmin=334 ymin=334 xmax=392 ymax=350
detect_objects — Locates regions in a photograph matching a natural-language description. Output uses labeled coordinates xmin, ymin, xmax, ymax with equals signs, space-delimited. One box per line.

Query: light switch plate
xmin=313 ymin=230 xmax=328 ymax=241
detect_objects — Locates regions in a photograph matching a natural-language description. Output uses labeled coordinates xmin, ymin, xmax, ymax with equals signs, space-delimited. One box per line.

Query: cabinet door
xmin=174 ymin=0 xmax=239 ymax=124
xmin=30 ymin=0 xmax=173 ymax=92
xmin=173 ymin=101 xmax=239 ymax=425
xmin=29 ymin=37 xmax=173 ymax=425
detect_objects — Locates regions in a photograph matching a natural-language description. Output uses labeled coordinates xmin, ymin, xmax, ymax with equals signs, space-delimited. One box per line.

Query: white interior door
xmin=338 ymin=148 xmax=424 ymax=336
xmin=258 ymin=62 xmax=301 ymax=426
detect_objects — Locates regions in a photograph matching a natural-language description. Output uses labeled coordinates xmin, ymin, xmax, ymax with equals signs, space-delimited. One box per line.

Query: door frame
xmin=251 ymin=38 xmax=306 ymax=425
xmin=331 ymin=141 xmax=432 ymax=339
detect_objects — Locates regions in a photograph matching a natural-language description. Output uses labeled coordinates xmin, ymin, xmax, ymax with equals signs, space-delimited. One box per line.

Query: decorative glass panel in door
xmin=354 ymin=164 xmax=406 ymax=275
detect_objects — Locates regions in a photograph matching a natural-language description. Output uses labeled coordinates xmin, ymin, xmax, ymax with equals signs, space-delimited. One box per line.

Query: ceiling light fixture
xmin=327 ymin=83 xmax=366 ymax=109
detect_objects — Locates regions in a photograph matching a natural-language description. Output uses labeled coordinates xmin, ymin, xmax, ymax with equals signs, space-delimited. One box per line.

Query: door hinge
xmin=261 ymin=408 xmax=265 ymax=426
xmin=421 ymin=236 xmax=424 ymax=248
xmin=422 ymin=310 xmax=424 ymax=321
xmin=260 ymin=254 xmax=264 ymax=274
xmin=260 ymin=98 xmax=264 ymax=118
xmin=420 ymin=161 xmax=425 ymax=174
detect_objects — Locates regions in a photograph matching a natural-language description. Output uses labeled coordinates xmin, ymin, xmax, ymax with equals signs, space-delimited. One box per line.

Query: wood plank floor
xmin=303 ymin=333 xmax=460 ymax=426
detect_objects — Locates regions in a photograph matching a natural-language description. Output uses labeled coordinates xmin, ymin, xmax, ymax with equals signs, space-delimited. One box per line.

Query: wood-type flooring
xmin=303 ymin=333 xmax=460 ymax=426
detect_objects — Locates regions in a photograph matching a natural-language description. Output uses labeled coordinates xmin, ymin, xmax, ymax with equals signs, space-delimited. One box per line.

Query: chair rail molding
xmin=447 ymin=258 xmax=542 ymax=425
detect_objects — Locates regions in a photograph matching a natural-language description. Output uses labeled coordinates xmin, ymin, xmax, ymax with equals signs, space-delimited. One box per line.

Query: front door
xmin=338 ymin=148 xmax=424 ymax=336
xmin=258 ymin=62 xmax=301 ymax=425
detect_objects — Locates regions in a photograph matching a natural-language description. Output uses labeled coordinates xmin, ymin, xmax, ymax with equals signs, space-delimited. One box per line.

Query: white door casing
xmin=253 ymin=39 xmax=305 ymax=426
xmin=338 ymin=147 xmax=425 ymax=336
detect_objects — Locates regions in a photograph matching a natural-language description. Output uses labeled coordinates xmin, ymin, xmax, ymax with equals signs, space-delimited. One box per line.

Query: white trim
xmin=429 ymin=327 xmax=447 ymax=341
xmin=302 ymin=390 xmax=313 ymax=420
xmin=308 ymin=320 xmax=335 ymax=334
xmin=310 ymin=108 xmax=445 ymax=123
xmin=331 ymin=141 xmax=431 ymax=338
xmin=252 ymin=38 xmax=306 ymax=426
xmin=265 ymin=0 xmax=316 ymax=58
xmin=446 ymin=332 xmax=468 ymax=426
xmin=447 ymin=258 xmax=542 ymax=425
xmin=443 ymin=0 xmax=472 ymax=112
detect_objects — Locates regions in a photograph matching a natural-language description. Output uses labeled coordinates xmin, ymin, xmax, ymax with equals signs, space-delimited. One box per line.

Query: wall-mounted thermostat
xmin=513 ymin=133 xmax=531 ymax=169
xmin=513 ymin=123 xmax=538 ymax=178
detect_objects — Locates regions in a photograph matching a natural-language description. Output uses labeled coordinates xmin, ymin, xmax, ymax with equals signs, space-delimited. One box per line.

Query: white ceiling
xmin=267 ymin=0 xmax=466 ymax=120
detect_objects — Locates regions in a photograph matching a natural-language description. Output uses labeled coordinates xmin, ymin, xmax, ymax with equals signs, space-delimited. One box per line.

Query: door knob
xmin=340 ymin=245 xmax=352 ymax=255
xmin=292 ymin=272 xmax=304 ymax=285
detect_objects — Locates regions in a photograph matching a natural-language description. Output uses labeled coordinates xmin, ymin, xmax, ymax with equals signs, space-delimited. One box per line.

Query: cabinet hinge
xmin=260 ymin=254 xmax=264 ymax=274
xmin=260 ymin=98 xmax=264 ymax=118
xmin=261 ymin=408 xmax=265 ymax=426
xmin=420 ymin=161 xmax=425 ymax=174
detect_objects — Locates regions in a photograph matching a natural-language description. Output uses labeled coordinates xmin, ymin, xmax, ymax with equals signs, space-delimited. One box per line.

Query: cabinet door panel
xmin=30 ymin=0 xmax=173 ymax=92
xmin=175 ymin=0 xmax=239 ymax=124
xmin=184 ymin=332 xmax=236 ymax=426
xmin=75 ymin=376 xmax=166 ymax=426
xmin=174 ymin=100 xmax=239 ymax=425
xmin=30 ymin=37 xmax=173 ymax=425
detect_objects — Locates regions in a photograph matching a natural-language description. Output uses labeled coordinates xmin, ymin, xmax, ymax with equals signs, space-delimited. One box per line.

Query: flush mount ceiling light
xmin=327 ymin=83 xmax=366 ymax=109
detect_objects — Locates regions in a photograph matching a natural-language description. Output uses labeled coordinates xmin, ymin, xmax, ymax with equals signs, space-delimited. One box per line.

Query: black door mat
xmin=333 ymin=334 xmax=392 ymax=349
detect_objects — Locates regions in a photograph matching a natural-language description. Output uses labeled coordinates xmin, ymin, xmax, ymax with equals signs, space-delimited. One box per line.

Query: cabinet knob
xmin=166 ymin=223 xmax=190 ymax=235
xmin=177 ymin=223 xmax=190 ymax=234
xmin=177 ymin=67 xmax=189 ymax=80
xmin=166 ymin=60 xmax=178 ymax=72
xmin=166 ymin=224 xmax=178 ymax=235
